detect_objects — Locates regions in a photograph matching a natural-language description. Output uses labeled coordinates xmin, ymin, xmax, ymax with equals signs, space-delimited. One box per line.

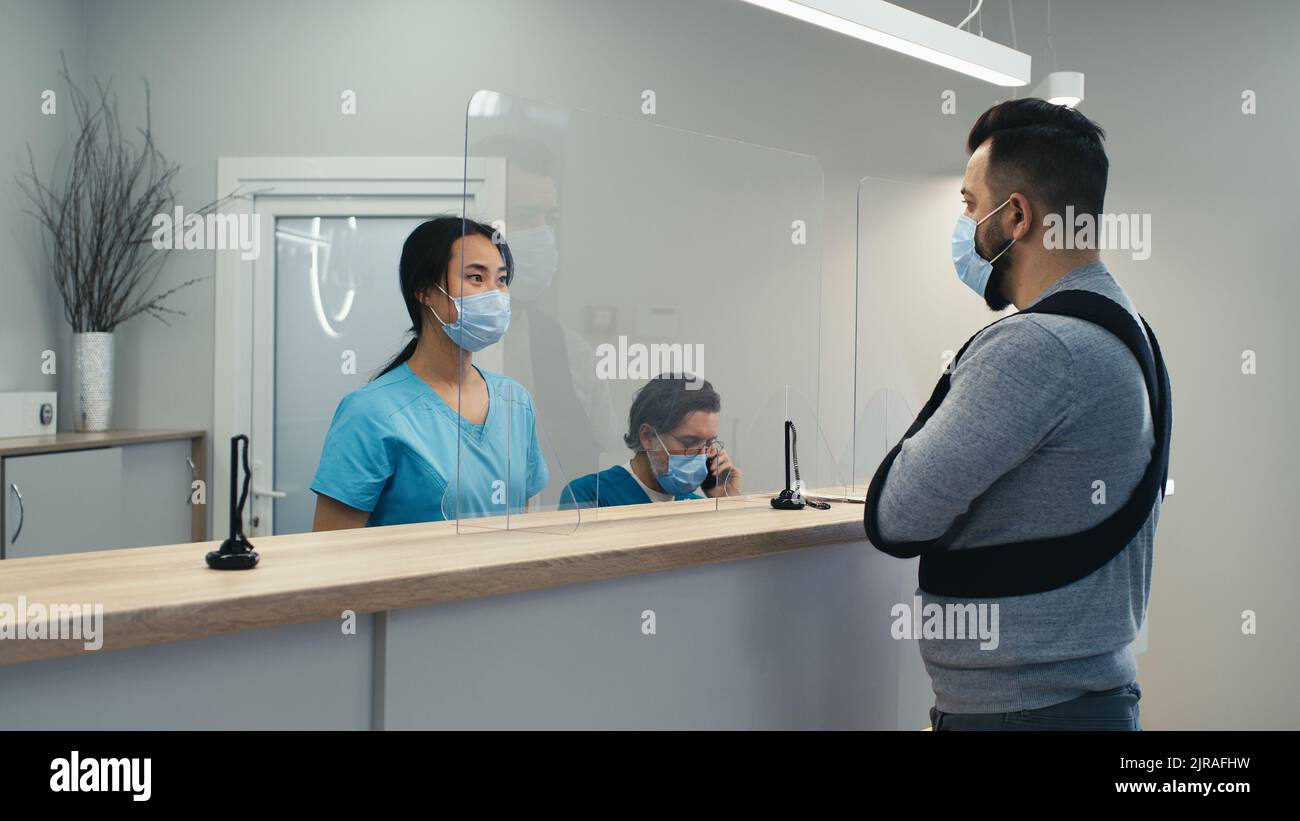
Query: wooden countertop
xmin=0 ymin=494 xmax=867 ymax=666
xmin=0 ymin=429 xmax=205 ymax=457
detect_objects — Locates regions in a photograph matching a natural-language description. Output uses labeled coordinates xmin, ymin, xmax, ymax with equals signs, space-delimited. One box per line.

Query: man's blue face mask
xmin=652 ymin=430 xmax=709 ymax=495
xmin=952 ymin=197 xmax=1015 ymax=297
xmin=505 ymin=224 xmax=558 ymax=303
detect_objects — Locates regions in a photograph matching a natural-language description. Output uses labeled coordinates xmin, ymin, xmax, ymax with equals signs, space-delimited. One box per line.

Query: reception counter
xmin=0 ymin=495 xmax=931 ymax=730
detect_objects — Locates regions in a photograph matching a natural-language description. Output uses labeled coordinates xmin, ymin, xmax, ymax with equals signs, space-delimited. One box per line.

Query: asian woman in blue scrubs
xmin=311 ymin=217 xmax=549 ymax=530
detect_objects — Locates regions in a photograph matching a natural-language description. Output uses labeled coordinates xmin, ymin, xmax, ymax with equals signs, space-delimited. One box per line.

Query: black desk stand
xmin=771 ymin=420 xmax=830 ymax=511
xmin=206 ymin=434 xmax=260 ymax=570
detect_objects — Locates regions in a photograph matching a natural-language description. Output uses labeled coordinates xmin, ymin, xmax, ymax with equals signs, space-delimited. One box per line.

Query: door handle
xmin=9 ymin=483 xmax=23 ymax=545
xmin=249 ymin=486 xmax=284 ymax=532
xmin=248 ymin=458 xmax=285 ymax=533
xmin=186 ymin=456 xmax=197 ymax=503
xmin=250 ymin=458 xmax=286 ymax=498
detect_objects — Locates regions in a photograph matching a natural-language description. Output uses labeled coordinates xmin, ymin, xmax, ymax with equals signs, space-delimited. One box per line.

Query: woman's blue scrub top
xmin=311 ymin=362 xmax=549 ymax=525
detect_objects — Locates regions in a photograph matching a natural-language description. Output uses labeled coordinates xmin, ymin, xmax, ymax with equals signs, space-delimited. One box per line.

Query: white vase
xmin=73 ymin=332 xmax=114 ymax=432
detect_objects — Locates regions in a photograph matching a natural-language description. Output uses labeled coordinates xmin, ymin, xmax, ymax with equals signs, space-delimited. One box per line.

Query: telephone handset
xmin=701 ymin=451 xmax=719 ymax=491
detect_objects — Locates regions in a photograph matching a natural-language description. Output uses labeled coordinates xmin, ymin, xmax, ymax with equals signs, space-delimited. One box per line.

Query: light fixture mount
xmin=1031 ymin=71 xmax=1085 ymax=108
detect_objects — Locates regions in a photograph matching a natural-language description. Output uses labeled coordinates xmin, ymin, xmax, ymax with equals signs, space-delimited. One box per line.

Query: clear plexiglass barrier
xmin=853 ymin=175 xmax=979 ymax=491
xmin=451 ymin=90 xmax=835 ymax=532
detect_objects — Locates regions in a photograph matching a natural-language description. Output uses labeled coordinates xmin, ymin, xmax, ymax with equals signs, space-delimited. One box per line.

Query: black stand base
xmin=206 ymin=536 xmax=259 ymax=570
xmin=770 ymin=489 xmax=807 ymax=510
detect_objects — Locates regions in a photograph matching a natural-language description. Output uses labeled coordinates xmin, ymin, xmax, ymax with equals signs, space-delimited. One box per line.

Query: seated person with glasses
xmin=560 ymin=373 xmax=742 ymax=508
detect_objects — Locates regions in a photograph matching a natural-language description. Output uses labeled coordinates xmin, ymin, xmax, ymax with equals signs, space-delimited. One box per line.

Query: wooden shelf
xmin=0 ymin=430 xmax=205 ymax=458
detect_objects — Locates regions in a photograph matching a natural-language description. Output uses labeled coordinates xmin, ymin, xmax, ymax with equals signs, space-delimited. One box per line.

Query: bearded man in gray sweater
xmin=864 ymin=100 xmax=1172 ymax=731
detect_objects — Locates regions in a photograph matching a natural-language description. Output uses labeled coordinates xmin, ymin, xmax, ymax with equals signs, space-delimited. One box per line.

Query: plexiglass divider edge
xmin=457 ymin=89 xmax=829 ymax=530
xmin=854 ymin=174 xmax=974 ymax=495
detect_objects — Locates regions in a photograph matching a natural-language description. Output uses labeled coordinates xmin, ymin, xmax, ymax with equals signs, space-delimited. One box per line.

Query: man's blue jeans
xmin=929 ymin=681 xmax=1142 ymax=731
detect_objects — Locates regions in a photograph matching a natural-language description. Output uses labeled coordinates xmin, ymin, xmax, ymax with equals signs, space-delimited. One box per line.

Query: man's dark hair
xmin=623 ymin=374 xmax=721 ymax=449
xmin=967 ymin=99 xmax=1109 ymax=218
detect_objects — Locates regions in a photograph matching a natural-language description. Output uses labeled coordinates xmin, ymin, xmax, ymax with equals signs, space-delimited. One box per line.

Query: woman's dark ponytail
xmin=376 ymin=335 xmax=420 ymax=380
xmin=373 ymin=216 xmax=510 ymax=380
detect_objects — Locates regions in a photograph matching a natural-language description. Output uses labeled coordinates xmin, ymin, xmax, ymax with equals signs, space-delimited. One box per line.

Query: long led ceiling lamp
xmin=738 ymin=0 xmax=1032 ymax=87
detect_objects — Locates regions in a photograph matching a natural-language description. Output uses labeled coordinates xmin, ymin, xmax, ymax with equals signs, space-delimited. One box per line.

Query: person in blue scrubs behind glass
xmin=311 ymin=216 xmax=548 ymax=530
xmin=561 ymin=374 xmax=741 ymax=508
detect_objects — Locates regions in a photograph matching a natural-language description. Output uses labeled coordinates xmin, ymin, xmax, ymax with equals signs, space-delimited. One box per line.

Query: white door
xmin=213 ymin=159 xmax=505 ymax=539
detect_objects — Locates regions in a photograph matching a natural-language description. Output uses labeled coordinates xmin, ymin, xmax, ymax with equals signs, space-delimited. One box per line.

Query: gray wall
xmin=0 ymin=0 xmax=85 ymax=418
xmin=1 ymin=0 xmax=1296 ymax=728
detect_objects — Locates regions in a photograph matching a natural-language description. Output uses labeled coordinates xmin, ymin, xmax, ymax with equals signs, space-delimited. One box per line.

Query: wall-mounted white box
xmin=0 ymin=392 xmax=58 ymax=439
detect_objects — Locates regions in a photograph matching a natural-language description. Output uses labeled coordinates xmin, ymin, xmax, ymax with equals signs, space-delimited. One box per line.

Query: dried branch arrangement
xmin=17 ymin=54 xmax=234 ymax=332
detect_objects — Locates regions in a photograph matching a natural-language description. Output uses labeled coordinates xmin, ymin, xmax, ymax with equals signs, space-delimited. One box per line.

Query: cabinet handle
xmin=186 ymin=456 xmax=197 ymax=503
xmin=9 ymin=483 xmax=23 ymax=545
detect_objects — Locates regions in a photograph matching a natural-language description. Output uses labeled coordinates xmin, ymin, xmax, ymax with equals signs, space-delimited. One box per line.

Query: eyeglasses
xmin=658 ymin=432 xmax=724 ymax=457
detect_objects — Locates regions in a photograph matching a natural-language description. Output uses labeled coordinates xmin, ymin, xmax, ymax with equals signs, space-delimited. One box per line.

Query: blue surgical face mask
xmin=952 ymin=197 xmax=1015 ymax=297
xmin=652 ymin=430 xmax=709 ymax=495
xmin=505 ymin=225 xmax=557 ymax=303
xmin=429 ymin=286 xmax=511 ymax=352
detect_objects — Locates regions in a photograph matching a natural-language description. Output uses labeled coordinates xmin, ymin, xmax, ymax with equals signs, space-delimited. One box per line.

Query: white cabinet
xmin=3 ymin=448 xmax=124 ymax=559
xmin=121 ymin=439 xmax=195 ymax=551
xmin=1 ymin=431 xmax=205 ymax=559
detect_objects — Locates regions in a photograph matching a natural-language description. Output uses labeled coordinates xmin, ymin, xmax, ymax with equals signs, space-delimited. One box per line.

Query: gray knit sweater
xmin=877 ymin=261 xmax=1161 ymax=713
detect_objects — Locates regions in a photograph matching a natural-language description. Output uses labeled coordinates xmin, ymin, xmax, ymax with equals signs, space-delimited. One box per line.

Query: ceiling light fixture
xmin=736 ymin=0 xmax=1032 ymax=87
